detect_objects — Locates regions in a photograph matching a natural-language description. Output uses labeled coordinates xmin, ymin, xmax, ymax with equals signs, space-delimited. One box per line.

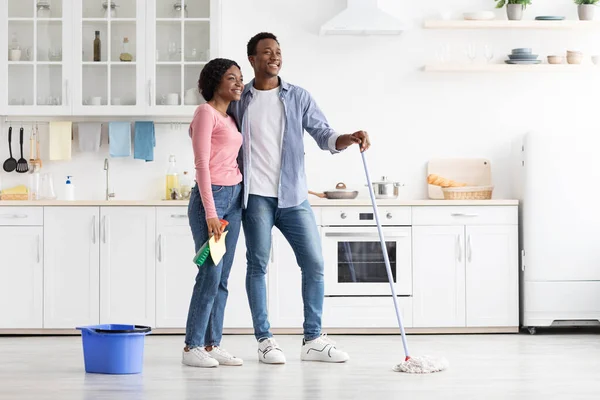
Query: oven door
xmin=322 ymin=226 xmax=412 ymax=296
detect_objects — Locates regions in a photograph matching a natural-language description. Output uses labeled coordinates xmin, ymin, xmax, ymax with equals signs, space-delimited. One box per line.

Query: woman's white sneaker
xmin=208 ymin=347 xmax=243 ymax=366
xmin=182 ymin=347 xmax=219 ymax=368
xmin=300 ymin=333 xmax=349 ymax=363
xmin=257 ymin=337 xmax=287 ymax=364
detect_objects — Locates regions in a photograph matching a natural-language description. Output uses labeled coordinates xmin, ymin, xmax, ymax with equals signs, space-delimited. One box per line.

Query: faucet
xmin=104 ymin=158 xmax=115 ymax=200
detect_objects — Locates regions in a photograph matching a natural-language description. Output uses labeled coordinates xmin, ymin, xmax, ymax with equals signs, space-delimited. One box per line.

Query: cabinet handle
xmin=148 ymin=80 xmax=152 ymax=105
xmin=467 ymin=235 xmax=472 ymax=263
xmin=0 ymin=214 xmax=28 ymax=219
xmin=451 ymin=213 xmax=479 ymax=218
xmin=37 ymin=235 xmax=41 ymax=264
xmin=170 ymin=214 xmax=187 ymax=219
xmin=158 ymin=234 xmax=163 ymax=262
xmin=456 ymin=235 xmax=462 ymax=262
xmin=92 ymin=215 xmax=97 ymax=244
xmin=102 ymin=216 xmax=108 ymax=244
xmin=65 ymin=79 xmax=69 ymax=106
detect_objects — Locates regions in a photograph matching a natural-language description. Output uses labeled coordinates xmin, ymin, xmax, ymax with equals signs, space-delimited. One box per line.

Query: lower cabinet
xmin=44 ymin=207 xmax=100 ymax=329
xmin=0 ymin=226 xmax=43 ymax=329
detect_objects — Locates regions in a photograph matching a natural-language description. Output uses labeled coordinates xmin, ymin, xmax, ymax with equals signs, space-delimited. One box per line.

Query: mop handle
xmin=361 ymin=151 xmax=411 ymax=360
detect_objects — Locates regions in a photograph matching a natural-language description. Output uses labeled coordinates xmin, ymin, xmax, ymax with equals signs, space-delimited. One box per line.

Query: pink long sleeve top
xmin=189 ymin=104 xmax=243 ymax=220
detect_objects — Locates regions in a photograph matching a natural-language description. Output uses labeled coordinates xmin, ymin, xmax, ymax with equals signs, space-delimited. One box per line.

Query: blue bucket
xmin=76 ymin=324 xmax=152 ymax=374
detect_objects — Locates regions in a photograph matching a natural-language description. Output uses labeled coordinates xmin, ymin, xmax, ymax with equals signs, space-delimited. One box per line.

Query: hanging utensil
xmin=29 ymin=125 xmax=36 ymax=171
xmin=16 ymin=126 xmax=29 ymax=173
xmin=35 ymin=123 xmax=42 ymax=169
xmin=3 ymin=126 xmax=17 ymax=173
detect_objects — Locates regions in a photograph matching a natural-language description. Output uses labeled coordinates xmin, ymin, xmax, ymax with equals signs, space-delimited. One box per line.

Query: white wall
xmin=1 ymin=0 xmax=596 ymax=200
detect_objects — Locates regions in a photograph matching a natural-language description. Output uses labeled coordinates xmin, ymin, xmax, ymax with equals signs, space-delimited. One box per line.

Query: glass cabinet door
xmin=149 ymin=0 xmax=217 ymax=115
xmin=73 ymin=0 xmax=146 ymax=115
xmin=4 ymin=0 xmax=72 ymax=115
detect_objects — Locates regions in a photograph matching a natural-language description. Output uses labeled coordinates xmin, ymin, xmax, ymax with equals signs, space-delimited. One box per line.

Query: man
xmin=228 ymin=32 xmax=370 ymax=364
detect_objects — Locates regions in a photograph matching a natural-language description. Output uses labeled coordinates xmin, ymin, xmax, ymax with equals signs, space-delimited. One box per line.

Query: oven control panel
xmin=321 ymin=207 xmax=411 ymax=226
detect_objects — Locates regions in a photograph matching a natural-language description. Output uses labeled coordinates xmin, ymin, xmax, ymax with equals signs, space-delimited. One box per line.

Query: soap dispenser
xmin=65 ymin=176 xmax=75 ymax=201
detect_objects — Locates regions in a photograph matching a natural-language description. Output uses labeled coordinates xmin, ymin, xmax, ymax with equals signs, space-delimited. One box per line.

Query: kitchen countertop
xmin=0 ymin=199 xmax=519 ymax=206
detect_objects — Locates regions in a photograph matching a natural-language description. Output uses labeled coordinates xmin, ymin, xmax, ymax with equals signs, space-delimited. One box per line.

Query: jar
xmin=173 ymin=2 xmax=189 ymax=18
xmin=36 ymin=1 xmax=51 ymax=18
xmin=102 ymin=1 xmax=117 ymax=18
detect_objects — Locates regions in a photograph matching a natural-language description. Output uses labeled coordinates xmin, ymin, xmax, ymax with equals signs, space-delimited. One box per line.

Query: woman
xmin=183 ymin=58 xmax=244 ymax=368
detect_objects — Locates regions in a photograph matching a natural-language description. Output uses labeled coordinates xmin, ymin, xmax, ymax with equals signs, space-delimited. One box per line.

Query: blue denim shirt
xmin=228 ymin=78 xmax=341 ymax=209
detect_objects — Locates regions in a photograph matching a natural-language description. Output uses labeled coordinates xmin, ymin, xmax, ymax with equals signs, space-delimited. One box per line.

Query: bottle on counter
xmin=165 ymin=155 xmax=180 ymax=200
xmin=65 ymin=176 xmax=75 ymax=201
xmin=93 ymin=31 xmax=101 ymax=62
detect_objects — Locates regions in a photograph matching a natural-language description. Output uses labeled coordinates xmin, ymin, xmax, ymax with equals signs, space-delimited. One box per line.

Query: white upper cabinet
xmin=71 ymin=0 xmax=147 ymax=115
xmin=147 ymin=0 xmax=218 ymax=116
xmin=0 ymin=0 xmax=220 ymax=116
xmin=2 ymin=0 xmax=73 ymax=116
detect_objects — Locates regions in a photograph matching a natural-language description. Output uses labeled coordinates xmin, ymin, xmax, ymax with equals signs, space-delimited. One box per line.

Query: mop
xmin=361 ymin=151 xmax=449 ymax=374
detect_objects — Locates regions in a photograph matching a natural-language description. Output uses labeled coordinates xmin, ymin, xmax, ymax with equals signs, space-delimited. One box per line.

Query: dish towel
xmin=78 ymin=122 xmax=102 ymax=153
xmin=133 ymin=121 xmax=156 ymax=162
xmin=108 ymin=122 xmax=132 ymax=157
xmin=49 ymin=121 xmax=73 ymax=161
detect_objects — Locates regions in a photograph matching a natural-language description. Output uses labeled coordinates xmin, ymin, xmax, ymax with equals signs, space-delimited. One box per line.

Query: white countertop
xmin=0 ymin=199 xmax=519 ymax=206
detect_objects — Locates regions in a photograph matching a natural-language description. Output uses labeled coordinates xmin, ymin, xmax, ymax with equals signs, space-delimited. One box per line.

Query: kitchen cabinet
xmin=43 ymin=207 xmax=99 ymax=328
xmin=1 ymin=0 xmax=73 ymax=116
xmin=0 ymin=226 xmax=43 ymax=329
xmin=465 ymin=225 xmax=518 ymax=327
xmin=100 ymin=207 xmax=156 ymax=326
xmin=0 ymin=0 xmax=219 ymax=116
xmin=268 ymin=230 xmax=307 ymax=329
xmin=155 ymin=208 xmax=196 ymax=328
xmin=412 ymin=226 xmax=466 ymax=328
xmin=154 ymin=207 xmax=252 ymax=329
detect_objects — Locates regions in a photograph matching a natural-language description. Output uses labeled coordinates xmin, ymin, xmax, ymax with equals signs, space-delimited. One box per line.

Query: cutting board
xmin=427 ymin=158 xmax=492 ymax=199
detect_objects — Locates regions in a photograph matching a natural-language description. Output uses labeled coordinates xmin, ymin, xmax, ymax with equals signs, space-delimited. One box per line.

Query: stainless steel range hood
xmin=319 ymin=0 xmax=404 ymax=36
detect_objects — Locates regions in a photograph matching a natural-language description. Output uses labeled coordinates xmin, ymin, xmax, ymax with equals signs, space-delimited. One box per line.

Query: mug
xmin=161 ymin=93 xmax=179 ymax=106
xmin=90 ymin=97 xmax=102 ymax=105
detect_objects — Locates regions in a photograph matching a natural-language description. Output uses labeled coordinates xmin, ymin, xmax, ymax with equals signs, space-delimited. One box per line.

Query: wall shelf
xmin=424 ymin=63 xmax=599 ymax=72
xmin=423 ymin=20 xmax=600 ymax=30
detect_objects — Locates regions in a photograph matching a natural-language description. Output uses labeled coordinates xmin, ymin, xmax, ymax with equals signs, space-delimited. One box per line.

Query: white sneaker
xmin=257 ymin=338 xmax=287 ymax=364
xmin=300 ymin=333 xmax=350 ymax=363
xmin=208 ymin=347 xmax=243 ymax=366
xmin=182 ymin=347 xmax=219 ymax=368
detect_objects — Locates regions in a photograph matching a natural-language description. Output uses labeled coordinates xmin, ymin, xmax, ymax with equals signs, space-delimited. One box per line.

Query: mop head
xmin=392 ymin=355 xmax=449 ymax=374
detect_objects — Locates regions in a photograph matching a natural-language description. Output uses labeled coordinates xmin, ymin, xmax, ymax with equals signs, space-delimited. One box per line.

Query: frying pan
xmin=309 ymin=182 xmax=358 ymax=200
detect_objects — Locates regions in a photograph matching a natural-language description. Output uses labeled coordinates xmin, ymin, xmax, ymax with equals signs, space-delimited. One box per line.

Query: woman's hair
xmin=198 ymin=58 xmax=241 ymax=101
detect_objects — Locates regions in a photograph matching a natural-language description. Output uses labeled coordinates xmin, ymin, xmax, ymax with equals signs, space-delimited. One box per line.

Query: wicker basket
xmin=0 ymin=193 xmax=29 ymax=200
xmin=442 ymin=185 xmax=493 ymax=200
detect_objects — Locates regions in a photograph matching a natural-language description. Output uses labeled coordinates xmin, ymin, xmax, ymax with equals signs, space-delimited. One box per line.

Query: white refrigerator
xmin=514 ymin=131 xmax=600 ymax=334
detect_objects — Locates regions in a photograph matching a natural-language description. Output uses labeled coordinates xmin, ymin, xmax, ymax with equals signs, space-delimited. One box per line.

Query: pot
xmin=506 ymin=4 xmax=523 ymax=21
xmin=578 ymin=4 xmax=595 ymax=21
xmin=309 ymin=182 xmax=358 ymax=200
xmin=367 ymin=176 xmax=405 ymax=199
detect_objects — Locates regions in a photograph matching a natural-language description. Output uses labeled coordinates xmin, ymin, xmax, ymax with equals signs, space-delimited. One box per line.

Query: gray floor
xmin=1 ymin=332 xmax=599 ymax=400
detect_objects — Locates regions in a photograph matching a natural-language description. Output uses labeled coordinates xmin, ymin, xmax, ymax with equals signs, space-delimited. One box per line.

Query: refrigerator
xmin=514 ymin=131 xmax=600 ymax=334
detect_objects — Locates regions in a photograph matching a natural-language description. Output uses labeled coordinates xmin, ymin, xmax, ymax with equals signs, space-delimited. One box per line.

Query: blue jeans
xmin=243 ymin=194 xmax=324 ymax=341
xmin=185 ymin=183 xmax=242 ymax=347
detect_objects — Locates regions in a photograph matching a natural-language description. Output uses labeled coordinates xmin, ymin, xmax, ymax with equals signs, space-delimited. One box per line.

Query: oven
xmin=321 ymin=207 xmax=412 ymax=297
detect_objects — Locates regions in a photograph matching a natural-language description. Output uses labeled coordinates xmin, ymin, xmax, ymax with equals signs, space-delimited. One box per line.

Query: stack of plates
xmin=535 ymin=16 xmax=565 ymax=21
xmin=505 ymin=48 xmax=541 ymax=65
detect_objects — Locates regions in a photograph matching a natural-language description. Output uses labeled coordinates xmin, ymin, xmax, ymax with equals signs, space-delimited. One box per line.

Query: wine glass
xmin=484 ymin=45 xmax=494 ymax=64
xmin=466 ymin=43 xmax=477 ymax=63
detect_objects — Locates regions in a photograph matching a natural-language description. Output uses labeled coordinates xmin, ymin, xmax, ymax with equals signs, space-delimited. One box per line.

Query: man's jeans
xmin=243 ymin=194 xmax=324 ymax=341
xmin=185 ymin=183 xmax=242 ymax=347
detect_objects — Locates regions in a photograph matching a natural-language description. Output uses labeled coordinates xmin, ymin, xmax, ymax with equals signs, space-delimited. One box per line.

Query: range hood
xmin=319 ymin=0 xmax=404 ymax=36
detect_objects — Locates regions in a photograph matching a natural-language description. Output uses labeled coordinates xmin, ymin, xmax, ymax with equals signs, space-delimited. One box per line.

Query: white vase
xmin=578 ymin=4 xmax=595 ymax=21
xmin=507 ymin=4 xmax=523 ymax=21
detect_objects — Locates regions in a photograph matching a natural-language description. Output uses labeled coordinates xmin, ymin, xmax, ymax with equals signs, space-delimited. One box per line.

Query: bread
xmin=427 ymin=174 xmax=467 ymax=188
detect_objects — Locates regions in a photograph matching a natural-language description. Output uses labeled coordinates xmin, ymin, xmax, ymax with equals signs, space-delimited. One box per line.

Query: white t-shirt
xmin=248 ymin=86 xmax=285 ymax=198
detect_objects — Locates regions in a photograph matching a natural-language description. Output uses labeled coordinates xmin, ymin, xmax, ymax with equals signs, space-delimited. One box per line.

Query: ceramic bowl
xmin=508 ymin=54 xmax=539 ymax=60
xmin=592 ymin=55 xmax=600 ymax=65
xmin=547 ymin=55 xmax=564 ymax=64
xmin=512 ymin=48 xmax=532 ymax=54
xmin=567 ymin=50 xmax=583 ymax=56
xmin=567 ymin=54 xmax=583 ymax=64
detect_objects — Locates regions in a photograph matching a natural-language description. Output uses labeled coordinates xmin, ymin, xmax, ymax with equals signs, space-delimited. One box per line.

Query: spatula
xmin=3 ymin=126 xmax=17 ymax=173
xmin=16 ymin=127 xmax=29 ymax=173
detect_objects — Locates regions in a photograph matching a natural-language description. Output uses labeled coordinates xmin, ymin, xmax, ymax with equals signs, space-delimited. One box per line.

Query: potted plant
xmin=494 ymin=0 xmax=532 ymax=21
xmin=575 ymin=0 xmax=599 ymax=20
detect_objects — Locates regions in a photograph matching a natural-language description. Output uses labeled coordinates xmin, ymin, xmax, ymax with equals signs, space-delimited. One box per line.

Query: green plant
xmin=494 ymin=0 xmax=532 ymax=8
xmin=574 ymin=0 xmax=600 ymax=5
